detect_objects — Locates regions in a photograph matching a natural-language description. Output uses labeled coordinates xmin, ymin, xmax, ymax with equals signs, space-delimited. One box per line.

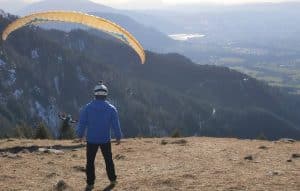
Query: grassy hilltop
xmin=0 ymin=137 xmax=299 ymax=191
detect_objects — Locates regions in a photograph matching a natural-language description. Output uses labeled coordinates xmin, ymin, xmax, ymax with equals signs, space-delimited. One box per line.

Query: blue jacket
xmin=76 ymin=99 xmax=122 ymax=144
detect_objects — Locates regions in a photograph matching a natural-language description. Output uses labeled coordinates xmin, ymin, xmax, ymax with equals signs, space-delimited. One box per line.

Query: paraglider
xmin=1 ymin=11 xmax=145 ymax=64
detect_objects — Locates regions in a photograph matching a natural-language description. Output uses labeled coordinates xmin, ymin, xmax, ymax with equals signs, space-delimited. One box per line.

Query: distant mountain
xmin=17 ymin=0 xmax=175 ymax=53
xmin=18 ymin=0 xmax=114 ymax=15
xmin=0 ymin=0 xmax=27 ymax=14
xmin=122 ymin=3 xmax=300 ymax=94
xmin=90 ymin=12 xmax=175 ymax=52
xmin=1 ymin=12 xmax=300 ymax=140
xmin=132 ymin=2 xmax=300 ymax=35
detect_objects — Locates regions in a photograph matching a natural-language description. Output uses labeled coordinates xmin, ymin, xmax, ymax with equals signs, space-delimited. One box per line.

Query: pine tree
xmin=14 ymin=125 xmax=24 ymax=138
xmin=171 ymin=128 xmax=181 ymax=138
xmin=257 ymin=132 xmax=267 ymax=140
xmin=34 ymin=122 xmax=52 ymax=139
xmin=14 ymin=123 xmax=34 ymax=139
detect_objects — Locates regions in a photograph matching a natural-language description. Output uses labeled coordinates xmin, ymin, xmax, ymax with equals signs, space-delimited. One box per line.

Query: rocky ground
xmin=0 ymin=137 xmax=299 ymax=191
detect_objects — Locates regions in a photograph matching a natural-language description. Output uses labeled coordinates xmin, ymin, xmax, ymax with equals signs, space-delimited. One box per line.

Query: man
xmin=58 ymin=113 xmax=77 ymax=139
xmin=76 ymin=81 xmax=122 ymax=191
xmin=58 ymin=113 xmax=77 ymax=124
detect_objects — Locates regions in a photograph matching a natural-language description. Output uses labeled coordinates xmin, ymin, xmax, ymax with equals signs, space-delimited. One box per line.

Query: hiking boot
xmin=85 ymin=184 xmax=94 ymax=191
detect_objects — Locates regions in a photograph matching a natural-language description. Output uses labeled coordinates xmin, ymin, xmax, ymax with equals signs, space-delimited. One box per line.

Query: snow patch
xmin=0 ymin=10 xmax=9 ymax=18
xmin=35 ymin=101 xmax=47 ymax=121
xmin=47 ymin=104 xmax=59 ymax=137
xmin=4 ymin=69 xmax=16 ymax=86
xmin=8 ymin=69 xmax=16 ymax=81
xmin=54 ymin=76 xmax=60 ymax=95
xmin=212 ymin=108 xmax=216 ymax=116
xmin=13 ymin=89 xmax=23 ymax=99
xmin=57 ymin=56 xmax=63 ymax=64
xmin=33 ymin=86 xmax=41 ymax=95
xmin=78 ymin=40 xmax=85 ymax=51
xmin=29 ymin=101 xmax=35 ymax=117
xmin=49 ymin=97 xmax=57 ymax=105
xmin=31 ymin=49 xmax=39 ymax=59
xmin=31 ymin=99 xmax=60 ymax=137
xmin=76 ymin=66 xmax=88 ymax=82
xmin=0 ymin=58 xmax=6 ymax=67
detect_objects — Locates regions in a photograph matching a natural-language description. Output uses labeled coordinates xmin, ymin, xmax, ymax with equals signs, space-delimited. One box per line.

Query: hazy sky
xmin=97 ymin=0 xmax=298 ymax=5
xmin=97 ymin=0 xmax=299 ymax=8
xmin=20 ymin=0 xmax=298 ymax=5
xmin=0 ymin=0 xmax=299 ymax=12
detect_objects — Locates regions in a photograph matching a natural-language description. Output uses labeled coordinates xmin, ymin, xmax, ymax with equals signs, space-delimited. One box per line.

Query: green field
xmin=216 ymin=56 xmax=300 ymax=94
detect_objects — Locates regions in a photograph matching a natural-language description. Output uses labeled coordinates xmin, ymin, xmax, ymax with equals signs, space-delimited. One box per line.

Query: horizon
xmin=0 ymin=0 xmax=300 ymax=13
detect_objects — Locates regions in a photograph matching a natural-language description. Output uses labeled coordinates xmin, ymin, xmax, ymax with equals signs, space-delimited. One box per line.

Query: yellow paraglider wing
xmin=1 ymin=11 xmax=145 ymax=64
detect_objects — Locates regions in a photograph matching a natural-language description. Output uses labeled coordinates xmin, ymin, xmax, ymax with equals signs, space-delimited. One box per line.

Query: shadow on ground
xmin=102 ymin=183 xmax=116 ymax=191
xmin=0 ymin=144 xmax=85 ymax=154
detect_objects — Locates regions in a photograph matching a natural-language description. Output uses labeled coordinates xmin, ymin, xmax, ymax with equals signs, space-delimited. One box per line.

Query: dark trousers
xmin=86 ymin=142 xmax=117 ymax=185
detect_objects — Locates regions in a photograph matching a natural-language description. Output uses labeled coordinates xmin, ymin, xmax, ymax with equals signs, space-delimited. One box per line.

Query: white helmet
xmin=94 ymin=81 xmax=108 ymax=96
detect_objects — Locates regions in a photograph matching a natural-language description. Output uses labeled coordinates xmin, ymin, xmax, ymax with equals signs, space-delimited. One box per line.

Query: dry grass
xmin=0 ymin=137 xmax=299 ymax=191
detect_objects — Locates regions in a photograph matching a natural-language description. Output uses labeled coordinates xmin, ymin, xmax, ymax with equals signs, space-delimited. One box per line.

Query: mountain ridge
xmin=1 ymin=11 xmax=300 ymax=140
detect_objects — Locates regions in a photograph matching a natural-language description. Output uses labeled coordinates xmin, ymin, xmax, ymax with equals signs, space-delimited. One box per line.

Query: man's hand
xmin=115 ymin=139 xmax=121 ymax=145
